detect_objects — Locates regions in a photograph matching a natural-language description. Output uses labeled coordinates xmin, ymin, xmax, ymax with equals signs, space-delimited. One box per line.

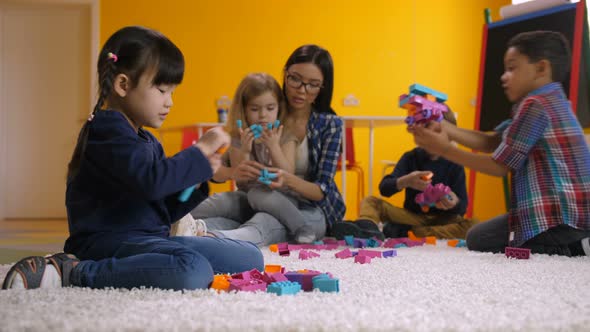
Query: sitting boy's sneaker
xmin=172 ymin=214 xmax=207 ymax=236
xmin=330 ymin=219 xmax=385 ymax=241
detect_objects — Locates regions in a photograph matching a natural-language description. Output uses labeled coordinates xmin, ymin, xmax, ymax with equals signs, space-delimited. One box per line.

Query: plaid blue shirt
xmin=305 ymin=112 xmax=346 ymax=226
xmin=492 ymin=83 xmax=590 ymax=246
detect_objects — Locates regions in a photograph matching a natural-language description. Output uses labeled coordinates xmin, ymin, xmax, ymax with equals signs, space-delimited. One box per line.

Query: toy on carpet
xmin=399 ymin=83 xmax=449 ymax=126
xmin=505 ymin=247 xmax=531 ymax=259
xmin=211 ymin=267 xmax=340 ymax=294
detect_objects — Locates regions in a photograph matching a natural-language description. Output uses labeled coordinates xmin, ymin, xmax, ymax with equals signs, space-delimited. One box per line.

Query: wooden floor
xmin=0 ymin=219 xmax=68 ymax=264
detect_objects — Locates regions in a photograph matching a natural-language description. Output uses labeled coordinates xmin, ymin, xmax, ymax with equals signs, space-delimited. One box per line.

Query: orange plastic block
xmin=264 ymin=265 xmax=282 ymax=273
xmin=425 ymin=236 xmax=436 ymax=245
xmin=448 ymin=239 xmax=459 ymax=247
xmin=216 ymin=145 xmax=229 ymax=154
xmin=407 ymin=230 xmax=422 ymax=241
xmin=211 ymin=274 xmax=231 ymax=292
xmin=269 ymin=244 xmax=278 ymax=252
xmin=425 ymin=94 xmax=436 ymax=101
xmin=420 ymin=173 xmax=433 ymax=181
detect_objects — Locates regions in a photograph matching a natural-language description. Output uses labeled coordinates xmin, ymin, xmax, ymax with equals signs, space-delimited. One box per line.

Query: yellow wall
xmin=101 ymin=0 xmax=510 ymax=220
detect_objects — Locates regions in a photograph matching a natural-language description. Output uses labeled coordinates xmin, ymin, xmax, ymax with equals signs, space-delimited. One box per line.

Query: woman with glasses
xmin=187 ymin=45 xmax=345 ymax=246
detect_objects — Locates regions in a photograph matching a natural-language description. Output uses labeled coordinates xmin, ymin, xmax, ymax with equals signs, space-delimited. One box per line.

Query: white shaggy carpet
xmin=1 ymin=241 xmax=589 ymax=332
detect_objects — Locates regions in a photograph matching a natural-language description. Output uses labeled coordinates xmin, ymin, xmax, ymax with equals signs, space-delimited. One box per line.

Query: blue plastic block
xmin=409 ymin=83 xmax=448 ymax=102
xmin=312 ymin=274 xmax=339 ymax=293
xmin=344 ymin=235 xmax=354 ymax=246
xmin=366 ymin=238 xmax=379 ymax=248
xmin=236 ymin=119 xmax=242 ymax=128
xmin=274 ymin=120 xmax=280 ymax=128
xmin=178 ymin=185 xmax=196 ymax=202
xmin=267 ymin=123 xmax=273 ymax=130
xmin=267 ymin=281 xmax=301 ymax=295
xmin=456 ymin=239 xmax=467 ymax=247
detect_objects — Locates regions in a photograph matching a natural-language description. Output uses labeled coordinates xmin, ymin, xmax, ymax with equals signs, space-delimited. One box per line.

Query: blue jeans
xmin=70 ymin=236 xmax=263 ymax=290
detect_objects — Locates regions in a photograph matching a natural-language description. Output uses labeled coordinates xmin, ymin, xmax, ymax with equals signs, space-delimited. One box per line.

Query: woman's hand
xmin=232 ymin=160 xmax=265 ymax=183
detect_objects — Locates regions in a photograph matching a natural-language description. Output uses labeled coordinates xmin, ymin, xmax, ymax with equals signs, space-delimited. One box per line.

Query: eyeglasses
xmin=286 ymin=74 xmax=323 ymax=93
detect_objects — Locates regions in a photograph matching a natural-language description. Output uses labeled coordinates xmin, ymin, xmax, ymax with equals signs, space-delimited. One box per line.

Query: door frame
xmin=0 ymin=0 xmax=99 ymax=219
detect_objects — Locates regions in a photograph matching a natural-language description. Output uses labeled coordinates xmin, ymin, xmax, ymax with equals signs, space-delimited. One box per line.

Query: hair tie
xmin=87 ymin=113 xmax=95 ymax=122
xmin=107 ymin=52 xmax=118 ymax=62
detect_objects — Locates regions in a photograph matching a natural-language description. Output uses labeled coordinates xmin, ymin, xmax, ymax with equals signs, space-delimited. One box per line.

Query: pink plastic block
xmin=277 ymin=242 xmax=290 ymax=256
xmin=231 ymin=271 xmax=251 ymax=280
xmin=288 ymin=244 xmax=303 ymax=251
xmin=358 ymin=249 xmax=382 ymax=258
xmin=354 ymin=255 xmax=372 ymax=264
xmin=265 ymin=272 xmax=288 ymax=283
xmin=228 ymin=279 xmax=267 ymax=292
xmin=505 ymin=247 xmax=531 ymax=259
xmin=322 ymin=238 xmax=339 ymax=245
xmin=335 ymin=248 xmax=352 ymax=259
xmin=324 ymin=244 xmax=339 ymax=250
xmin=299 ymin=250 xmax=320 ymax=260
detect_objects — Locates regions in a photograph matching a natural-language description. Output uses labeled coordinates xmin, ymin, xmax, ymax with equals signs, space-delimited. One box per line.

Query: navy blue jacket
xmin=379 ymin=148 xmax=467 ymax=216
xmin=64 ymin=111 xmax=212 ymax=259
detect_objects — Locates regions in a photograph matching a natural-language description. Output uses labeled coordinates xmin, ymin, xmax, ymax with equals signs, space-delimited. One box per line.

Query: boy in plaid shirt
xmin=412 ymin=31 xmax=590 ymax=256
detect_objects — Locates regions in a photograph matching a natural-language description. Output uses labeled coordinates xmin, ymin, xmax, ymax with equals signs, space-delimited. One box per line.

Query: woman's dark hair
xmin=283 ymin=44 xmax=335 ymax=114
xmin=67 ymin=26 xmax=184 ymax=181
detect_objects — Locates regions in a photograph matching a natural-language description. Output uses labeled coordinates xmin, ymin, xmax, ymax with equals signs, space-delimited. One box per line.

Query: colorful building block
xmin=267 ymin=281 xmax=301 ymax=296
xmin=415 ymin=183 xmax=452 ymax=213
xmin=382 ymin=250 xmax=397 ymax=258
xmin=354 ymin=255 xmax=372 ymax=264
xmin=335 ymin=248 xmax=352 ymax=259
xmin=312 ymin=274 xmax=340 ymax=293
xmin=505 ymin=247 xmax=531 ymax=259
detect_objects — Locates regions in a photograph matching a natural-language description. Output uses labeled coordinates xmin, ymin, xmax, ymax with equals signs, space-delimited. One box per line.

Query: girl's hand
xmin=435 ymin=191 xmax=459 ymax=210
xmin=239 ymin=127 xmax=255 ymax=154
xmin=259 ymin=124 xmax=283 ymax=150
xmin=412 ymin=124 xmax=451 ymax=156
xmin=195 ymin=127 xmax=230 ymax=157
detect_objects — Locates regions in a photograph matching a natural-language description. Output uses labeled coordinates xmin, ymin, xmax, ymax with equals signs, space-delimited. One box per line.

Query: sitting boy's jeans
xmin=71 ymin=235 xmax=263 ymax=290
xmin=466 ymin=213 xmax=590 ymax=256
xmin=358 ymin=196 xmax=476 ymax=239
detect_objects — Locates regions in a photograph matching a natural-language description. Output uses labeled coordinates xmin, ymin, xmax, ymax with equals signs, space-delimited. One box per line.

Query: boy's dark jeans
xmin=466 ymin=213 xmax=590 ymax=256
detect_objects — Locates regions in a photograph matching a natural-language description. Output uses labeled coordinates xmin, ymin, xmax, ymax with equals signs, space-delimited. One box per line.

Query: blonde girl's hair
xmin=226 ymin=73 xmax=287 ymax=138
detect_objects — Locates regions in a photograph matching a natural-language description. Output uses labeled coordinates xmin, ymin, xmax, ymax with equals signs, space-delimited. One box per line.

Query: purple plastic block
xmin=505 ymin=247 xmax=531 ymax=259
xmin=382 ymin=250 xmax=397 ymax=258
xmin=415 ymin=183 xmax=452 ymax=211
xmin=335 ymin=248 xmax=352 ymax=259
xmin=351 ymin=251 xmax=359 ymax=257
xmin=358 ymin=249 xmax=382 ymax=258
xmin=285 ymin=271 xmax=321 ymax=291
xmin=355 ymin=255 xmax=372 ymax=264
xmin=353 ymin=238 xmax=367 ymax=248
